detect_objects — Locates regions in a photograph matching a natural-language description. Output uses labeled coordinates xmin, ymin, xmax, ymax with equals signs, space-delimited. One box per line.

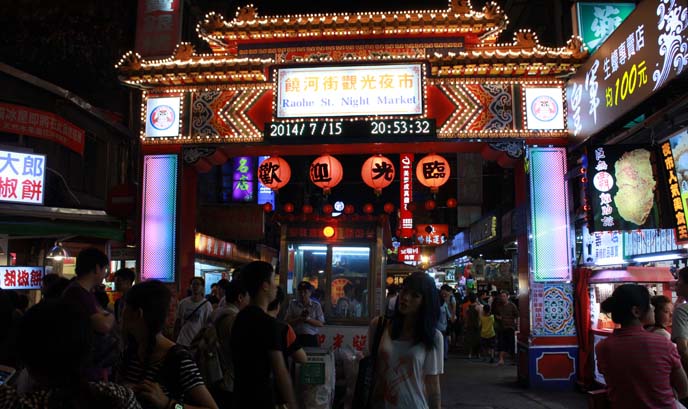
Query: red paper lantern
xmin=383 ymin=202 xmax=395 ymax=214
xmin=363 ymin=203 xmax=374 ymax=214
xmin=416 ymin=153 xmax=450 ymax=193
xmin=344 ymin=204 xmax=355 ymax=215
xmin=302 ymin=204 xmax=314 ymax=214
xmin=258 ymin=156 xmax=291 ymax=191
xmin=408 ymin=202 xmax=417 ymax=212
xmin=283 ymin=202 xmax=295 ymax=213
xmin=262 ymin=202 xmax=273 ymax=213
xmin=424 ymin=199 xmax=436 ymax=211
xmin=446 ymin=198 xmax=458 ymax=208
xmin=323 ymin=204 xmax=334 ymax=214
xmin=361 ymin=155 xmax=395 ymax=195
xmin=310 ymin=154 xmax=343 ymax=195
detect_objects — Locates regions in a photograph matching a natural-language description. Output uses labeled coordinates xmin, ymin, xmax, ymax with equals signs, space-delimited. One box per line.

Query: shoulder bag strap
xmin=184 ymin=300 xmax=209 ymax=322
xmin=370 ymin=316 xmax=386 ymax=358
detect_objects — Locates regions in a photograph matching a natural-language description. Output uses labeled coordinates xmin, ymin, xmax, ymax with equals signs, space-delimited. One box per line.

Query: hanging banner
xmin=399 ymin=154 xmax=414 ymax=238
xmin=566 ymin=0 xmax=688 ymax=146
xmin=0 ymin=103 xmax=85 ymax=155
xmin=415 ymin=224 xmax=448 ymax=246
xmin=588 ymin=145 xmax=669 ymax=232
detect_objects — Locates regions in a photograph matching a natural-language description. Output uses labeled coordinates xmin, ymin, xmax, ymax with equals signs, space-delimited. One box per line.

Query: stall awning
xmin=590 ymin=266 xmax=674 ymax=284
xmin=0 ymin=204 xmax=124 ymax=241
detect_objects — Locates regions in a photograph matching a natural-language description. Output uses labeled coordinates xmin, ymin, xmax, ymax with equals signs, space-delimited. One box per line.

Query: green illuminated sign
xmin=574 ymin=2 xmax=636 ymax=53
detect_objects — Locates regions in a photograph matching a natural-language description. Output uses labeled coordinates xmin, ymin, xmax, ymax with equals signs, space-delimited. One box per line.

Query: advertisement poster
xmin=567 ymin=0 xmax=688 ymax=146
xmin=665 ymin=129 xmax=688 ymax=242
xmin=588 ymin=145 xmax=669 ymax=231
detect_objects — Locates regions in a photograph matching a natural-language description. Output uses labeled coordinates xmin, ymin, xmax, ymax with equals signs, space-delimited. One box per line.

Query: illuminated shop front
xmin=118 ymin=1 xmax=588 ymax=388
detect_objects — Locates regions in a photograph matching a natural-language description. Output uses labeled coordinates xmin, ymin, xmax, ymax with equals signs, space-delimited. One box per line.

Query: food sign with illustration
xmin=588 ymin=145 xmax=669 ymax=231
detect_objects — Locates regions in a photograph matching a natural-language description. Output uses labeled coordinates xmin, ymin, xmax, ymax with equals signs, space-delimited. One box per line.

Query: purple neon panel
xmin=140 ymin=154 xmax=178 ymax=282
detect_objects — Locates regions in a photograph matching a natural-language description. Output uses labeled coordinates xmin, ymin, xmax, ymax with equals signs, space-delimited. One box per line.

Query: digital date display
xmin=264 ymin=119 xmax=436 ymax=139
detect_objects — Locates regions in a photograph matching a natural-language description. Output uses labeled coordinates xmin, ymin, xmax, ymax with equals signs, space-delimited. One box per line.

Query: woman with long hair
xmin=0 ymin=299 xmax=141 ymax=409
xmin=367 ymin=272 xmax=443 ymax=409
xmin=596 ymin=284 xmax=688 ymax=408
xmin=117 ymin=280 xmax=218 ymax=409
xmin=644 ymin=295 xmax=673 ymax=340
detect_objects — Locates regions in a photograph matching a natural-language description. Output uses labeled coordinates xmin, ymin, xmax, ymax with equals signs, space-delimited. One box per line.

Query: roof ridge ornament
xmin=449 ymin=0 xmax=472 ymax=14
xmin=235 ymin=4 xmax=258 ymax=22
xmin=173 ymin=43 xmax=195 ymax=61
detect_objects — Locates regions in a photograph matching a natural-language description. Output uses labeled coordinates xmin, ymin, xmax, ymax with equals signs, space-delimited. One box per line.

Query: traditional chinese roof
xmin=198 ymin=1 xmax=507 ymax=54
xmin=116 ymin=2 xmax=588 ymax=87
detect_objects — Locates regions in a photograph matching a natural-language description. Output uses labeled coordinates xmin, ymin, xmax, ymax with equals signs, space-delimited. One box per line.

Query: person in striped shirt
xmin=596 ymin=284 xmax=688 ymax=409
xmin=117 ymin=280 xmax=218 ymax=409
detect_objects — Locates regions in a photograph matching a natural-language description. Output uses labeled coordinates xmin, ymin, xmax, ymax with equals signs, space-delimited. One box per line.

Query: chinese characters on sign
xmin=566 ymin=0 xmax=688 ymax=147
xmin=276 ymin=64 xmax=423 ymax=118
xmin=135 ymin=0 xmax=182 ymax=58
xmin=0 ymin=103 xmax=85 ymax=155
xmin=581 ymin=225 xmax=623 ymax=265
xmin=574 ymin=3 xmax=636 ymax=53
xmin=399 ymin=154 xmax=414 ymax=238
xmin=661 ymin=140 xmax=688 ymax=242
xmin=398 ymin=246 xmax=420 ymax=263
xmin=231 ymin=156 xmax=254 ymax=202
xmin=0 ymin=267 xmax=44 ymax=290
xmin=0 ymin=150 xmax=46 ymax=205
xmin=257 ymin=155 xmax=276 ymax=209
xmin=415 ymin=224 xmax=448 ymax=246
xmin=531 ymin=282 xmax=545 ymax=331
xmin=195 ymin=233 xmax=235 ymax=260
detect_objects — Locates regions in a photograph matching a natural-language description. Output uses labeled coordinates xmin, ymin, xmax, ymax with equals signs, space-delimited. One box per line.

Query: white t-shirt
xmin=176 ymin=297 xmax=213 ymax=346
xmin=374 ymin=328 xmax=444 ymax=409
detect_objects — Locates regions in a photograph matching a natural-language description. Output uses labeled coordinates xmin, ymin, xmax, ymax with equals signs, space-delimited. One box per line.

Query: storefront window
xmin=287 ymin=243 xmax=371 ymax=322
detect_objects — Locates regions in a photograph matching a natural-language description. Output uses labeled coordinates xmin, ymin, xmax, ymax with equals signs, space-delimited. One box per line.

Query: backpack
xmin=466 ymin=305 xmax=480 ymax=330
xmin=189 ymin=312 xmax=233 ymax=391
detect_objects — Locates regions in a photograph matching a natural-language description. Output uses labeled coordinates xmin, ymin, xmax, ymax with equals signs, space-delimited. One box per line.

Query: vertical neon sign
xmin=141 ymin=154 xmax=178 ymax=282
xmin=257 ymin=155 xmax=276 ymax=208
xmin=400 ymin=154 xmax=414 ymax=238
xmin=529 ymin=148 xmax=571 ymax=281
xmin=232 ymin=156 xmax=254 ymax=202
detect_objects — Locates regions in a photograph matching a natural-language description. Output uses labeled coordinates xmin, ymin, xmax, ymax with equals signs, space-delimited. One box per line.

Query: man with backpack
xmin=192 ymin=279 xmax=249 ymax=408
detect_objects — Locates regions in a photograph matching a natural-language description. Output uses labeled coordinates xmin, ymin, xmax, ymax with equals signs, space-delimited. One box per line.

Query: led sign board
xmin=567 ymin=0 xmax=688 ymax=146
xmin=0 ymin=150 xmax=46 ymax=205
xmin=264 ymin=119 xmax=436 ymax=139
xmin=145 ymin=97 xmax=181 ymax=138
xmin=275 ymin=64 xmax=424 ymax=118
xmin=0 ymin=266 xmax=44 ymax=290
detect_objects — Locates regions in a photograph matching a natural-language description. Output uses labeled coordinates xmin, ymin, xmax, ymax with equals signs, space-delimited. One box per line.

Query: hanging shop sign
xmin=415 ymin=224 xmax=448 ymax=246
xmin=231 ymin=156 xmax=254 ymax=202
xmin=588 ymin=145 xmax=669 ymax=232
xmin=257 ymin=155 xmax=277 ymax=209
xmin=398 ymin=246 xmax=421 ymax=263
xmin=623 ymin=228 xmax=679 ymax=258
xmin=581 ymin=224 xmax=623 ymax=265
xmin=399 ymin=154 xmax=414 ymax=238
xmin=195 ymin=232 xmax=235 ymax=260
xmin=567 ymin=0 xmax=688 ymax=146
xmin=0 ymin=150 xmax=46 ymax=205
xmin=145 ymin=97 xmax=181 ymax=138
xmin=0 ymin=103 xmax=85 ymax=155
xmin=134 ymin=0 xmax=183 ymax=58
xmin=469 ymin=215 xmax=499 ymax=247
xmin=524 ymin=87 xmax=566 ymax=130
xmin=275 ymin=64 xmax=423 ymax=118
xmin=0 ymin=266 xmax=44 ymax=290
xmin=573 ymin=2 xmax=636 ymax=53
xmin=662 ymin=132 xmax=688 ymax=242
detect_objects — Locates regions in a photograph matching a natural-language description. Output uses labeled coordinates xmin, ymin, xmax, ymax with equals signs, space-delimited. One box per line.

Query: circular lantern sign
xmin=310 ymin=155 xmax=343 ymax=195
xmin=383 ymin=202 xmax=395 ymax=214
xmin=258 ymin=156 xmax=291 ymax=191
xmin=416 ymin=154 xmax=450 ymax=193
xmin=361 ymin=155 xmax=395 ymax=195
xmin=446 ymin=198 xmax=458 ymax=208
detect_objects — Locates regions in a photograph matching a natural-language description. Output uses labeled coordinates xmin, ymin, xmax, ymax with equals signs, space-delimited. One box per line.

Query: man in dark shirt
xmin=61 ymin=247 xmax=114 ymax=380
xmin=230 ymin=261 xmax=299 ymax=409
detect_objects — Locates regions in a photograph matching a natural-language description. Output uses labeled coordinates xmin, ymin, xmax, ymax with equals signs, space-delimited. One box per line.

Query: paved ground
xmin=441 ymin=354 xmax=588 ymax=409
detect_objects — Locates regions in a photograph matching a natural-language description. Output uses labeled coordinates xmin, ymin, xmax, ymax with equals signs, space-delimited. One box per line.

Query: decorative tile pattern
xmin=532 ymin=283 xmax=576 ymax=336
xmin=435 ymin=82 xmax=514 ymax=133
xmin=191 ymin=89 xmax=268 ymax=140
